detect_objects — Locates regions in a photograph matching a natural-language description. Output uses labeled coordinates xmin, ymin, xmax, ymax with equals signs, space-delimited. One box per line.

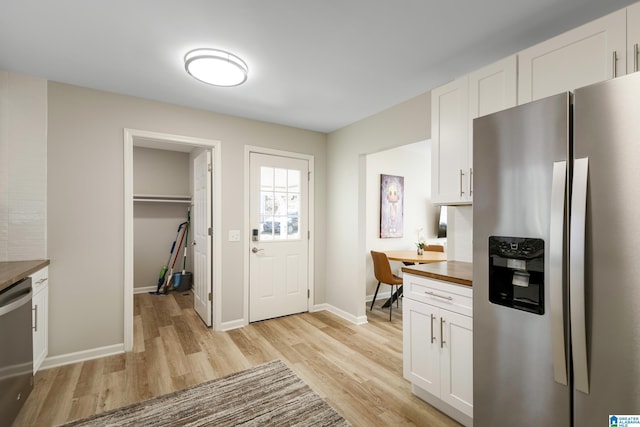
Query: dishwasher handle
xmin=0 ymin=287 xmax=33 ymax=317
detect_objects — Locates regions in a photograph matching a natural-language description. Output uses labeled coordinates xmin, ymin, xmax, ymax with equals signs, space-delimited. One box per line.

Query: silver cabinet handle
xmin=459 ymin=169 xmax=465 ymax=196
xmin=430 ymin=314 xmax=435 ymax=344
xmin=33 ymin=305 xmax=38 ymax=332
xmin=570 ymin=157 xmax=589 ymax=394
xmin=425 ymin=291 xmax=453 ymax=301
xmin=550 ymin=161 xmax=568 ymax=386
xmin=251 ymin=247 xmax=264 ymax=253
xmin=469 ymin=168 xmax=473 ymax=197
xmin=440 ymin=317 xmax=445 ymax=348
xmin=36 ymin=278 xmax=47 ymax=285
xmin=613 ymin=51 xmax=618 ymax=78
xmin=635 ymin=43 xmax=639 ymax=73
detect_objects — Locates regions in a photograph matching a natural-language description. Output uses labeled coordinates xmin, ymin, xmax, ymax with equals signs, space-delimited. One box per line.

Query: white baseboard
xmin=412 ymin=384 xmax=473 ymax=427
xmin=222 ymin=304 xmax=369 ymax=331
xmin=40 ymin=343 xmax=125 ymax=371
xmin=134 ymin=285 xmax=158 ymax=294
xmin=220 ymin=318 xmax=246 ymax=331
xmin=365 ymin=290 xmax=392 ymax=302
xmin=317 ymin=303 xmax=368 ymax=325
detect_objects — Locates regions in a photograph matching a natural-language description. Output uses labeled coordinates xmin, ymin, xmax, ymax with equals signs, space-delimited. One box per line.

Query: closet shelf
xmin=134 ymin=194 xmax=192 ymax=204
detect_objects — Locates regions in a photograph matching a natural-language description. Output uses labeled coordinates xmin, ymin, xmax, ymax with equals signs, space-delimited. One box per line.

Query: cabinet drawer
xmin=30 ymin=266 xmax=49 ymax=293
xmin=404 ymin=274 xmax=472 ymax=317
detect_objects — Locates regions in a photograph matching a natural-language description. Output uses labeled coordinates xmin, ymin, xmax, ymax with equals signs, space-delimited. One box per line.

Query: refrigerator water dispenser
xmin=488 ymin=236 xmax=544 ymax=314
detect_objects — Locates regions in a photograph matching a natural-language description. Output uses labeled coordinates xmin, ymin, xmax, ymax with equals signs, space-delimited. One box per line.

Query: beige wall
xmin=133 ymin=147 xmax=192 ymax=290
xmin=0 ymin=72 xmax=47 ymax=261
xmin=326 ymin=92 xmax=431 ymax=320
xmin=133 ymin=147 xmax=190 ymax=196
xmin=448 ymin=206 xmax=473 ymax=262
xmin=47 ymin=82 xmax=326 ymax=356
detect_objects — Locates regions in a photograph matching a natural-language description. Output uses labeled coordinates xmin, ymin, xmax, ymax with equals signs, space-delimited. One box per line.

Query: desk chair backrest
xmin=370 ymin=251 xmax=400 ymax=284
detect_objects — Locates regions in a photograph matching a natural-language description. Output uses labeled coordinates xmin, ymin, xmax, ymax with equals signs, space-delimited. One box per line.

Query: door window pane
xmin=259 ymin=166 xmax=301 ymax=241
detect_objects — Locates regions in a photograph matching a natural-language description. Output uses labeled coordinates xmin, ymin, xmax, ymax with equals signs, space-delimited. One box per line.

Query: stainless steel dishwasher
xmin=0 ymin=277 xmax=33 ymax=426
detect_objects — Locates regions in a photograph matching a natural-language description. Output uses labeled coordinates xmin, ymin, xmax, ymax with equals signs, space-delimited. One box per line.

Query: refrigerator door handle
xmin=570 ymin=157 xmax=590 ymax=394
xmin=550 ymin=161 xmax=568 ymax=386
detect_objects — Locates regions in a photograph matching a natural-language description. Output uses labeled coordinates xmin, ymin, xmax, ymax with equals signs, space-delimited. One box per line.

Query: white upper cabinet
xmin=469 ymin=55 xmax=518 ymax=119
xmin=628 ymin=2 xmax=640 ymax=74
xmin=518 ymin=9 xmax=627 ymax=104
xmin=431 ymin=55 xmax=517 ymax=205
xmin=431 ymin=77 xmax=469 ymax=205
xmin=468 ymin=55 xmax=518 ymax=197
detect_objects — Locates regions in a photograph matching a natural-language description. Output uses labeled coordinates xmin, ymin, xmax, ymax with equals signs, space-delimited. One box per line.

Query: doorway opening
xmin=124 ymin=129 xmax=222 ymax=351
xmin=364 ymin=140 xmax=442 ymax=308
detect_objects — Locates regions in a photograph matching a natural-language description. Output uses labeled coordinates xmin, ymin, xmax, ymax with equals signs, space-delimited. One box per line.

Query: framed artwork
xmin=380 ymin=174 xmax=404 ymax=238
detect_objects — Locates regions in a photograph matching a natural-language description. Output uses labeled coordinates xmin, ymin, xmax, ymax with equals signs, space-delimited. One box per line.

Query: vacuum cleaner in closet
xmin=150 ymin=207 xmax=192 ymax=295
xmin=172 ymin=208 xmax=192 ymax=292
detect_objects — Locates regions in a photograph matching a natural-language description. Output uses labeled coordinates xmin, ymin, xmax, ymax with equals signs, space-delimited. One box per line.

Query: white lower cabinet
xmin=31 ymin=266 xmax=49 ymax=373
xmin=403 ymin=273 xmax=473 ymax=425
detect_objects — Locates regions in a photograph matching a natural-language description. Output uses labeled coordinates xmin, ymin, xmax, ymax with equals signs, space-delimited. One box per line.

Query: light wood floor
xmin=14 ymin=292 xmax=461 ymax=426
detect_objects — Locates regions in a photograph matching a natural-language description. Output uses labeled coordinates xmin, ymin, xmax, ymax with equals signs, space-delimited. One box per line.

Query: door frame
xmin=243 ymin=146 xmax=315 ymax=324
xmin=123 ymin=129 xmax=222 ymax=351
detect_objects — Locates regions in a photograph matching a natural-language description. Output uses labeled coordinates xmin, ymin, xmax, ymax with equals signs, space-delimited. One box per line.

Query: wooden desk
xmin=381 ymin=250 xmax=446 ymax=308
xmin=385 ymin=250 xmax=447 ymax=264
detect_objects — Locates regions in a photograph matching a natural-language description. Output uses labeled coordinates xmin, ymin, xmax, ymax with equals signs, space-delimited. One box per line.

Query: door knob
xmin=252 ymin=247 xmax=264 ymax=253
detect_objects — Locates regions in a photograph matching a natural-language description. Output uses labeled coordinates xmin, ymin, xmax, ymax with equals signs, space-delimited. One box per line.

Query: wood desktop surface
xmin=384 ymin=250 xmax=447 ymax=264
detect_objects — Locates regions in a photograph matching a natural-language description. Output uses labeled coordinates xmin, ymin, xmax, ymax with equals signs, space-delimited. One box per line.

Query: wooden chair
xmin=425 ymin=244 xmax=445 ymax=252
xmin=370 ymin=251 xmax=404 ymax=321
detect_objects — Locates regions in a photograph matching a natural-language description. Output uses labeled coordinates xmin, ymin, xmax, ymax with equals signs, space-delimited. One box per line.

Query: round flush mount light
xmin=184 ymin=48 xmax=248 ymax=87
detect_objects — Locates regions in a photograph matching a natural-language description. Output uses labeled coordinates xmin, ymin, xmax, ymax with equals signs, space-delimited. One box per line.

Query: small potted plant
xmin=416 ymin=227 xmax=425 ymax=255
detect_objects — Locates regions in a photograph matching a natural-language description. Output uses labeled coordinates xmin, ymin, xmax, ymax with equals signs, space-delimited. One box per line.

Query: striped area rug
xmin=59 ymin=360 xmax=350 ymax=426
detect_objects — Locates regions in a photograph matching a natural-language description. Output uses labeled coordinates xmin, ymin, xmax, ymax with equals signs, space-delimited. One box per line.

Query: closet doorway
xmin=123 ymin=129 xmax=221 ymax=352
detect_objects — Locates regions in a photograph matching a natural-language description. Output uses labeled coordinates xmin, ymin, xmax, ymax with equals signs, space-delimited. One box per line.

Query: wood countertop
xmin=384 ymin=250 xmax=447 ymax=264
xmin=402 ymin=261 xmax=472 ymax=287
xmin=0 ymin=260 xmax=50 ymax=293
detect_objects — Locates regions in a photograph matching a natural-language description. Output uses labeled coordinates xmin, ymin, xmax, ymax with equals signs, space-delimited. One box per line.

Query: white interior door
xmin=249 ymin=153 xmax=309 ymax=322
xmin=193 ymin=150 xmax=212 ymax=326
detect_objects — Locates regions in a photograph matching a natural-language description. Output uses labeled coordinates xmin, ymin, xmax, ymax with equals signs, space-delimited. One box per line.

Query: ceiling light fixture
xmin=184 ymin=48 xmax=248 ymax=87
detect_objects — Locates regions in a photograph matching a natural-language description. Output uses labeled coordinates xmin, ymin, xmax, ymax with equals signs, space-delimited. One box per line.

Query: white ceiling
xmin=0 ymin=0 xmax=635 ymax=133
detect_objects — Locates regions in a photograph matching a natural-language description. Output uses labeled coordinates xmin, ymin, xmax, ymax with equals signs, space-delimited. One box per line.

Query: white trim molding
xmin=315 ymin=304 xmax=369 ymax=325
xmin=40 ymin=344 xmax=125 ymax=370
xmin=123 ymin=129 xmax=223 ymax=351
xmin=243 ymin=146 xmax=315 ymax=327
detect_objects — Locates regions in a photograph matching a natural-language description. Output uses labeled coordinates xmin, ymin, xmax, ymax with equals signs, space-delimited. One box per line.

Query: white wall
xmin=0 ymin=72 xmax=47 ymax=261
xmin=47 ymin=82 xmax=326 ymax=357
xmin=447 ymin=206 xmax=473 ymax=262
xmin=326 ymin=92 xmax=431 ymax=322
xmin=365 ymin=141 xmax=436 ymax=297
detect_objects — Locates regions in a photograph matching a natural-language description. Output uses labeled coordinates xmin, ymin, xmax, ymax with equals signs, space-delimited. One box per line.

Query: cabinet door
xmin=469 ymin=55 xmax=518 ymax=119
xmin=628 ymin=2 xmax=640 ymax=75
xmin=403 ymin=298 xmax=440 ymax=396
xmin=431 ymin=77 xmax=470 ymax=205
xmin=440 ymin=309 xmax=473 ymax=418
xmin=469 ymin=55 xmax=518 ymax=201
xmin=518 ymin=8 xmax=626 ymax=104
xmin=32 ymin=285 xmax=48 ymax=373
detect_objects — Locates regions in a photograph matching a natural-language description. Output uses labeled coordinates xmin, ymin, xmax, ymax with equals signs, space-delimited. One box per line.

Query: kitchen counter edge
xmin=0 ymin=260 xmax=51 ymax=293
xmin=402 ymin=261 xmax=472 ymax=287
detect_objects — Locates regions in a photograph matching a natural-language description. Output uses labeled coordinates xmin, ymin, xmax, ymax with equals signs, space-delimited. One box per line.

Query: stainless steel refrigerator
xmin=473 ymin=72 xmax=640 ymax=426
